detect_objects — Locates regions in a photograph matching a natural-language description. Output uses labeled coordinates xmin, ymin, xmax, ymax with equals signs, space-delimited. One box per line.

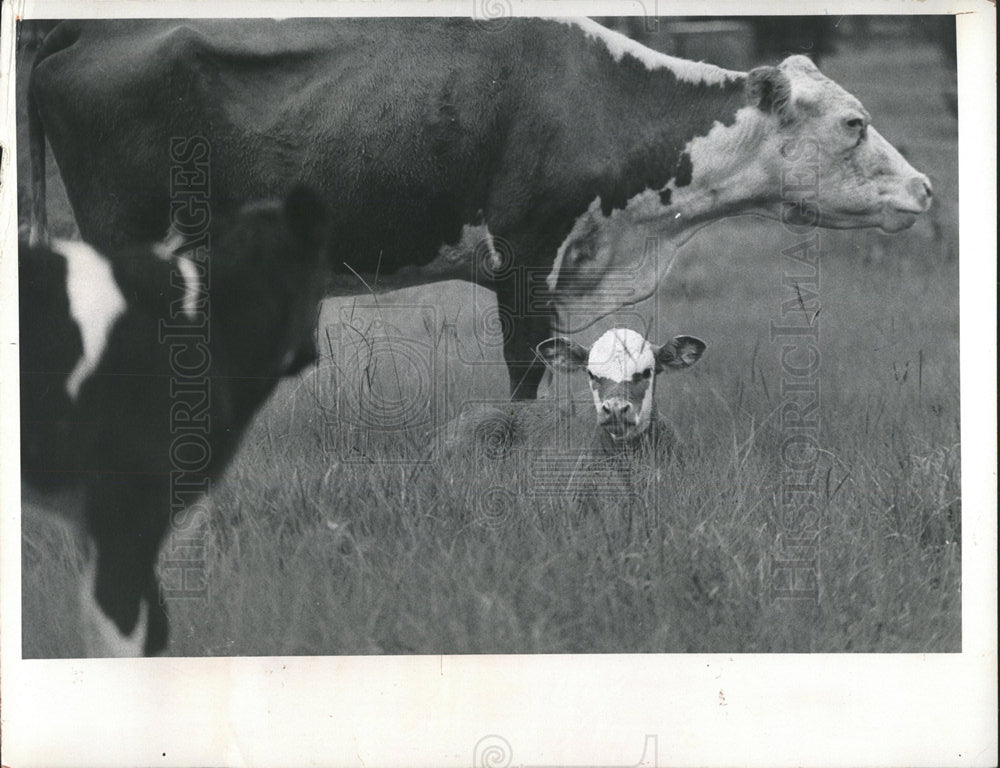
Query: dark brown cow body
xmin=28 ymin=18 xmax=932 ymax=399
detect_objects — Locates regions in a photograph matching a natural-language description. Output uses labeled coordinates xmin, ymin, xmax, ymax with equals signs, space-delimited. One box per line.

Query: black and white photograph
xmin=0 ymin=1 xmax=995 ymax=765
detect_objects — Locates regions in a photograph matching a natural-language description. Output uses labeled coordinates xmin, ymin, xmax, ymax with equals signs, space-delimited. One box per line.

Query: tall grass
xmin=76 ymin=224 xmax=954 ymax=655
xmin=19 ymin=37 xmax=960 ymax=657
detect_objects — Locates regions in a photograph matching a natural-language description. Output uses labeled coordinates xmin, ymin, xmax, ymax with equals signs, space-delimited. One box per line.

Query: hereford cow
xmin=26 ymin=18 xmax=932 ymax=400
xmin=20 ymin=186 xmax=328 ymax=656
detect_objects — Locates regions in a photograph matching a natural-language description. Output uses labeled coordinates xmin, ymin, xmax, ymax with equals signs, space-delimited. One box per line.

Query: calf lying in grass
xmin=539 ymin=328 xmax=706 ymax=455
xmin=443 ymin=328 xmax=706 ymax=463
xmin=19 ymin=186 xmax=328 ymax=656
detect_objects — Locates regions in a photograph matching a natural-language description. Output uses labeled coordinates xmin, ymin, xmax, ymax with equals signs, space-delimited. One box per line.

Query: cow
xmin=537 ymin=328 xmax=706 ymax=453
xmin=439 ymin=328 xmax=705 ymax=524
xmin=19 ymin=186 xmax=329 ymax=656
xmin=442 ymin=328 xmax=706 ymax=460
xmin=25 ymin=18 xmax=933 ymax=401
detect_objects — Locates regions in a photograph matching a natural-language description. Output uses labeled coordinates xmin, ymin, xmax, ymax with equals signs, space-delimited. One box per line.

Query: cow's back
xmin=31 ymin=19 xmax=525 ymax=270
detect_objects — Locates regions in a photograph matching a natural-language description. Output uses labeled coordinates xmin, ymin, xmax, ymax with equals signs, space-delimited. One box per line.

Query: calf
xmin=19 ymin=186 xmax=328 ymax=656
xmin=443 ymin=328 xmax=705 ymax=461
xmin=537 ymin=328 xmax=706 ymax=456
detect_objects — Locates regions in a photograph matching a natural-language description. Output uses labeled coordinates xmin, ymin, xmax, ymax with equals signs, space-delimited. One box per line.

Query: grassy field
xmin=19 ymin=32 xmax=961 ymax=656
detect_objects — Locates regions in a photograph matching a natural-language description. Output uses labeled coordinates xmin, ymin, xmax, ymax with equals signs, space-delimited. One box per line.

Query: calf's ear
xmin=655 ymin=335 xmax=706 ymax=371
xmin=746 ymin=66 xmax=793 ymax=124
xmin=536 ymin=337 xmax=589 ymax=373
xmin=283 ymin=184 xmax=329 ymax=253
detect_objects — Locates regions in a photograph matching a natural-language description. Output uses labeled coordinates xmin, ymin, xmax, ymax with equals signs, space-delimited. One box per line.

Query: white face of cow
xmin=537 ymin=328 xmax=706 ymax=442
xmin=743 ymin=55 xmax=933 ymax=232
xmin=661 ymin=54 xmax=933 ymax=234
xmin=546 ymin=54 xmax=933 ymax=333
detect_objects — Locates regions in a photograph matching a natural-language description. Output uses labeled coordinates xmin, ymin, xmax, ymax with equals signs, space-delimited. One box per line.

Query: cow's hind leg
xmin=81 ymin=481 xmax=170 ymax=657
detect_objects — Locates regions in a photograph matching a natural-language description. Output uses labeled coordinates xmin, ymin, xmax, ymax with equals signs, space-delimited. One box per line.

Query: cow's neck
xmin=547 ymin=20 xmax=752 ymax=219
xmin=146 ymin=242 xmax=302 ymax=417
xmin=537 ymin=21 xmax=791 ymax=249
xmin=610 ymin=86 xmax=779 ymax=242
xmin=660 ymin=109 xmax=782 ymax=231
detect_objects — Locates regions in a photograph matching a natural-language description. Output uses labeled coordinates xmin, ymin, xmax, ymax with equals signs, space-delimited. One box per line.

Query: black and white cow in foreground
xmin=20 ymin=187 xmax=328 ymax=656
xmin=27 ymin=18 xmax=932 ymax=400
xmin=443 ymin=328 xmax=705 ymax=461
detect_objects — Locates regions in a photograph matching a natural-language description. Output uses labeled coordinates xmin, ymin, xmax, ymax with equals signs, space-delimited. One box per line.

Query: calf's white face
xmin=537 ymin=328 xmax=705 ymax=442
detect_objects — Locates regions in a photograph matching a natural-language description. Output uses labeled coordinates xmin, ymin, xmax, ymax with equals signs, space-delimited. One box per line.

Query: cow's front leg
xmin=82 ymin=480 xmax=170 ymax=657
xmin=493 ymin=279 xmax=555 ymax=401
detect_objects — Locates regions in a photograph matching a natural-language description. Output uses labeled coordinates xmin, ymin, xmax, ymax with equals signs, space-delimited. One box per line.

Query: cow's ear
xmin=536 ymin=337 xmax=589 ymax=373
xmin=655 ymin=335 xmax=706 ymax=371
xmin=283 ymin=184 xmax=328 ymax=252
xmin=781 ymin=54 xmax=820 ymax=74
xmin=746 ymin=66 xmax=793 ymax=122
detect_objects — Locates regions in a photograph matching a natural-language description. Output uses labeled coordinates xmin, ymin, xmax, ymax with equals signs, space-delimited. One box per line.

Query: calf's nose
xmin=601 ymin=400 xmax=632 ymax=418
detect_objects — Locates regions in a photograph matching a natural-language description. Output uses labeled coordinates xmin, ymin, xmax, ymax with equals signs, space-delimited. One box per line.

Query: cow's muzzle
xmin=905 ymin=175 xmax=934 ymax=212
xmin=876 ymin=175 xmax=933 ymax=233
xmin=598 ymin=399 xmax=640 ymax=438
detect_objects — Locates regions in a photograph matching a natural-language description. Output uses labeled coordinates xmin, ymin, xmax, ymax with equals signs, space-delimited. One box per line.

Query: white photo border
xmin=1 ymin=1 xmax=995 ymax=765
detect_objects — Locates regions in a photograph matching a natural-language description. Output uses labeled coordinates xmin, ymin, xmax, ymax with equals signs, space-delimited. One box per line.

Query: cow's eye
xmin=642 ymin=368 xmax=652 ymax=379
xmin=587 ymin=371 xmax=597 ymax=381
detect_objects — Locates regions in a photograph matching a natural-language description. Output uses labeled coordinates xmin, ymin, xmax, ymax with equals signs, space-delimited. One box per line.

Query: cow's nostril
xmin=908 ymin=176 xmax=932 ymax=203
xmin=621 ymin=402 xmax=631 ymax=412
xmin=602 ymin=403 xmax=612 ymax=414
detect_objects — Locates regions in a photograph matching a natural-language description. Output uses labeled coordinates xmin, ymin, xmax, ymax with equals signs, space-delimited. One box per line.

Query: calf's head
xmin=537 ymin=328 xmax=705 ymax=442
